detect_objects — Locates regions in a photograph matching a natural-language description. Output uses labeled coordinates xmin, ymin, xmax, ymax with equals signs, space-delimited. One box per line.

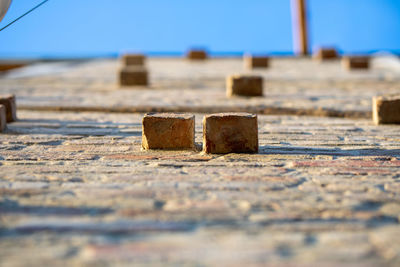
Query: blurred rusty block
xmin=244 ymin=55 xmax=269 ymax=69
xmin=0 ymin=61 xmax=27 ymax=72
xmin=226 ymin=75 xmax=263 ymax=97
xmin=142 ymin=113 xmax=195 ymax=150
xmin=203 ymin=113 xmax=258 ymax=154
xmin=342 ymin=56 xmax=370 ymax=70
xmin=122 ymin=54 xmax=146 ymax=66
xmin=0 ymin=94 xmax=17 ymax=122
xmin=187 ymin=49 xmax=208 ymax=60
xmin=0 ymin=105 xmax=6 ymax=132
xmin=373 ymin=95 xmax=400 ymax=125
xmin=313 ymin=47 xmax=339 ymax=61
xmin=119 ymin=66 xmax=148 ymax=86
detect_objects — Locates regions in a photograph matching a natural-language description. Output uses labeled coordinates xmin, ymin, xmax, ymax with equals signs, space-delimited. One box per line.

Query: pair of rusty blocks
xmin=142 ymin=113 xmax=258 ymax=154
xmin=314 ymin=47 xmax=370 ymax=70
xmin=186 ymin=50 xmax=270 ymax=70
xmin=0 ymin=94 xmax=17 ymax=132
xmin=186 ymin=49 xmax=270 ymax=69
xmin=119 ymin=54 xmax=148 ymax=86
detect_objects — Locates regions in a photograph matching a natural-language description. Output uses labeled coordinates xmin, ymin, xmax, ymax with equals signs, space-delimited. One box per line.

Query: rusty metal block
xmin=142 ymin=113 xmax=195 ymax=150
xmin=244 ymin=55 xmax=269 ymax=69
xmin=373 ymin=95 xmax=400 ymax=125
xmin=203 ymin=113 xmax=258 ymax=154
xmin=313 ymin=47 xmax=339 ymax=61
xmin=0 ymin=104 xmax=6 ymax=132
xmin=187 ymin=49 xmax=208 ymax=60
xmin=342 ymin=56 xmax=370 ymax=70
xmin=119 ymin=66 xmax=148 ymax=86
xmin=0 ymin=94 xmax=17 ymax=122
xmin=226 ymin=75 xmax=263 ymax=97
xmin=122 ymin=54 xmax=146 ymax=66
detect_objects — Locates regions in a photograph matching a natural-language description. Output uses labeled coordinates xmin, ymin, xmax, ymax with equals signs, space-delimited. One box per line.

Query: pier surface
xmin=1 ymin=57 xmax=400 ymax=266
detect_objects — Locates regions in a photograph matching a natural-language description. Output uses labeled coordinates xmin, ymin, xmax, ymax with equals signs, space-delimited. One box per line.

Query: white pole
xmin=291 ymin=0 xmax=309 ymax=56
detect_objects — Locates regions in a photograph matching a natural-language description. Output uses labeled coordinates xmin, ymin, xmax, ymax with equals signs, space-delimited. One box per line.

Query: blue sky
xmin=0 ymin=0 xmax=399 ymax=58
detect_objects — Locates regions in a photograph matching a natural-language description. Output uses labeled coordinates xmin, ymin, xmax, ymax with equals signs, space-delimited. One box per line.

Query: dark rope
xmin=0 ymin=0 xmax=50 ymax=32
